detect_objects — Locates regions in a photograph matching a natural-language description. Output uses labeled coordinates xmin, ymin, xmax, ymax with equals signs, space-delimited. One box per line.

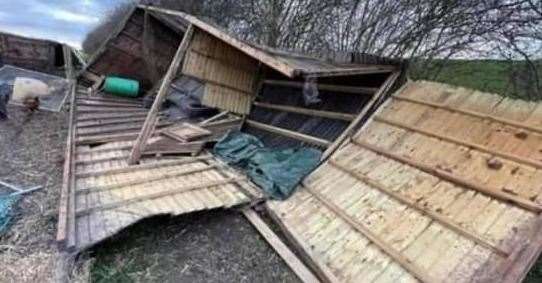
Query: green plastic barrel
xmin=104 ymin=77 xmax=140 ymax=97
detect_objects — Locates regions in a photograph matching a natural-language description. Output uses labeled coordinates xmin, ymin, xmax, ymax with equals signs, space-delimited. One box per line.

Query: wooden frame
xmin=263 ymin=79 xmax=378 ymax=95
xmin=128 ymin=24 xmax=195 ymax=164
xmin=245 ymin=120 xmax=332 ymax=148
xmin=253 ymin=102 xmax=356 ymax=121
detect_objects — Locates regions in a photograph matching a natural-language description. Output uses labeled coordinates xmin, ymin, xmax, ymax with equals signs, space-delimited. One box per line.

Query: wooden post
xmin=128 ymin=25 xmax=195 ymax=165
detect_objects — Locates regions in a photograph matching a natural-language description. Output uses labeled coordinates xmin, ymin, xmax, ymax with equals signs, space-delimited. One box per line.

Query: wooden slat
xmin=253 ymin=102 xmax=356 ymax=121
xmin=77 ymin=156 xmax=212 ymax=178
xmin=266 ymin=203 xmax=342 ymax=283
xmin=76 ymin=177 xmax=246 ymax=216
xmin=56 ymin=73 xmax=76 ymax=247
xmin=394 ymin=95 xmax=542 ymax=135
xmin=374 ymin=116 xmax=542 ymax=169
xmin=245 ymin=120 xmax=332 ymax=148
xmin=352 ymin=139 xmax=542 ymax=213
xmin=243 ymin=209 xmax=321 ymax=283
xmin=128 ymin=24 xmax=195 ymax=164
xmin=76 ymin=112 xmax=152 ymax=122
xmin=303 ymin=184 xmax=436 ymax=283
xmin=263 ymin=79 xmax=377 ymax=95
xmin=328 ymin=160 xmax=509 ymax=256
xmin=77 ymin=164 xmax=219 ymax=194
xmin=321 ymin=71 xmax=400 ymax=160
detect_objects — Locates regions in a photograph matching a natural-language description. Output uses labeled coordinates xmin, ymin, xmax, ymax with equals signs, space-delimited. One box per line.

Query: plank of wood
xmin=263 ymin=79 xmax=377 ymax=95
xmin=328 ymin=159 xmax=509 ymax=257
xmin=76 ymin=156 xmax=212 ymax=178
xmin=243 ymin=209 xmax=321 ymax=283
xmin=302 ymin=183 xmax=436 ymax=283
xmin=128 ymin=24 xmax=195 ymax=164
xmin=199 ymin=111 xmax=230 ymax=126
xmin=163 ymin=123 xmax=212 ymax=142
xmin=76 ymin=112 xmax=153 ymax=122
xmin=374 ymin=116 xmax=542 ymax=170
xmin=352 ymin=139 xmax=542 ymax=213
xmin=253 ymin=102 xmax=356 ymax=121
xmin=245 ymin=120 xmax=332 ymax=148
xmin=78 ymin=164 xmax=219 ymax=194
xmin=321 ymin=71 xmax=401 ymax=160
xmin=76 ymin=177 xmax=246 ymax=216
xmin=394 ymin=95 xmax=542 ymax=135
xmin=77 ymin=121 xmax=172 ymax=137
xmin=56 ymin=79 xmax=76 ymax=247
xmin=303 ymin=66 xmax=396 ymax=78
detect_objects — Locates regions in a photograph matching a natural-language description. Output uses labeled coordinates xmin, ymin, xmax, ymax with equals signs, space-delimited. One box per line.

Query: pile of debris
xmin=2 ymin=4 xmax=542 ymax=283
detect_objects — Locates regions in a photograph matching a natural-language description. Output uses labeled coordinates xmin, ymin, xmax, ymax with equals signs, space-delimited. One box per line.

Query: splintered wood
xmin=57 ymin=92 xmax=262 ymax=251
xmin=268 ymin=81 xmax=542 ymax=283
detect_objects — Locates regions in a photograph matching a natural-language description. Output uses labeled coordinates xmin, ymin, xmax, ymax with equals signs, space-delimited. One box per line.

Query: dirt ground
xmin=0 ymin=106 xmax=298 ymax=283
xmin=0 ymin=105 xmax=68 ymax=282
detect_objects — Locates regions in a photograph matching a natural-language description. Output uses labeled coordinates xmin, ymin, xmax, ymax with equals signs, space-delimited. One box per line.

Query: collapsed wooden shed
xmin=57 ymin=5 xmax=542 ymax=283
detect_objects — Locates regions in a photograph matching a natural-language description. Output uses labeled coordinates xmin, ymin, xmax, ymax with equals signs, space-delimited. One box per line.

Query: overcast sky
xmin=0 ymin=0 xmax=133 ymax=48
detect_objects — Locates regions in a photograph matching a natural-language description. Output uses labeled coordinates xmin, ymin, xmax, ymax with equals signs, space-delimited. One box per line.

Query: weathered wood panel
xmin=268 ymin=81 xmax=542 ymax=283
xmin=0 ymin=33 xmax=57 ymax=73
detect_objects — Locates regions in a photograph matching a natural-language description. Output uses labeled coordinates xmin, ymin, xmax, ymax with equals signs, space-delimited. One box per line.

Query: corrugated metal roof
xmin=268 ymin=81 xmax=542 ymax=282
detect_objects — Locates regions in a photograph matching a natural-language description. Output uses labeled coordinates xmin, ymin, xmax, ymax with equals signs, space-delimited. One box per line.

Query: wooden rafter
xmin=253 ymin=102 xmax=356 ymax=121
xmin=128 ymin=24 xmax=195 ymax=164
xmin=245 ymin=120 xmax=332 ymax=148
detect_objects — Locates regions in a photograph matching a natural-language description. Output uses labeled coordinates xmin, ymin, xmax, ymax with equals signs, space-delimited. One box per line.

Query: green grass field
xmin=410 ymin=59 xmax=541 ymax=100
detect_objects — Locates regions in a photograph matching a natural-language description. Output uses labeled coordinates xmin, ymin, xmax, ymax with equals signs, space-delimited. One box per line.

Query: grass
xmin=410 ymin=59 xmax=542 ymax=100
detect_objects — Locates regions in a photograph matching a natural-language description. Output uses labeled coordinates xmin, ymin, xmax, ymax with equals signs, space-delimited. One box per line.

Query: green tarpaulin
xmin=214 ymin=131 xmax=322 ymax=200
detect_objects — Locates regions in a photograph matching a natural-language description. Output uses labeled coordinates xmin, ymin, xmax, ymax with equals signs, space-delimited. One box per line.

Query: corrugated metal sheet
xmin=182 ymin=29 xmax=258 ymax=114
xmin=268 ymin=81 xmax=542 ymax=282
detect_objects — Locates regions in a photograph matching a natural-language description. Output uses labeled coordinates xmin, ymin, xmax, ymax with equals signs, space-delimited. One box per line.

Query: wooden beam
xmin=76 ymin=156 xmax=212 ymax=178
xmin=56 ymin=78 xmax=76 ymax=248
xmin=77 ymin=121 xmax=173 ymax=137
xmin=199 ymin=111 xmax=230 ymax=126
xmin=328 ymin=160 xmax=509 ymax=256
xmin=77 ymin=164 xmax=219 ymax=194
xmin=374 ymin=116 xmax=542 ymax=170
xmin=352 ymin=140 xmax=542 ymax=213
xmin=245 ymin=120 xmax=332 ymax=148
xmin=303 ymin=184 xmax=436 ymax=283
xmin=76 ymin=101 xmax=143 ymax=108
xmin=77 ymin=108 xmax=148 ymax=114
xmin=77 ymin=117 xmax=150 ymax=129
xmin=302 ymin=66 xmax=395 ymax=78
xmin=243 ymin=209 xmax=321 ymax=283
xmin=76 ymin=177 xmax=246 ymax=216
xmin=321 ymin=71 xmax=400 ymax=160
xmin=253 ymin=102 xmax=355 ymax=121
xmin=265 ymin=203 xmax=341 ymax=283
xmin=128 ymin=24 xmax=195 ymax=165
xmin=263 ymin=79 xmax=377 ymax=95
xmin=76 ymin=112 xmax=160 ymax=123
xmin=393 ymin=95 xmax=542 ymax=136
xmin=76 ymin=130 xmax=164 ymax=145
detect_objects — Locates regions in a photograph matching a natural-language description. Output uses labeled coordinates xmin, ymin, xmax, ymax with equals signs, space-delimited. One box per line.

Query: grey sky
xmin=0 ymin=0 xmax=133 ymax=48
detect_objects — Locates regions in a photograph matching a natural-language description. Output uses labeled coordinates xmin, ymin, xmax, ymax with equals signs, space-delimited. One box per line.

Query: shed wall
xmin=182 ymin=29 xmax=259 ymax=115
xmin=0 ymin=33 xmax=57 ymax=73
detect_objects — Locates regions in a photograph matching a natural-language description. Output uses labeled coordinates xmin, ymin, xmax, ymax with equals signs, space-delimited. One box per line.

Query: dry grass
xmin=0 ymin=106 xmax=90 ymax=282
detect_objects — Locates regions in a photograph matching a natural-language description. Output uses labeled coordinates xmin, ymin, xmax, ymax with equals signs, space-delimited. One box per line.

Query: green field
xmin=410 ymin=59 xmax=541 ymax=100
